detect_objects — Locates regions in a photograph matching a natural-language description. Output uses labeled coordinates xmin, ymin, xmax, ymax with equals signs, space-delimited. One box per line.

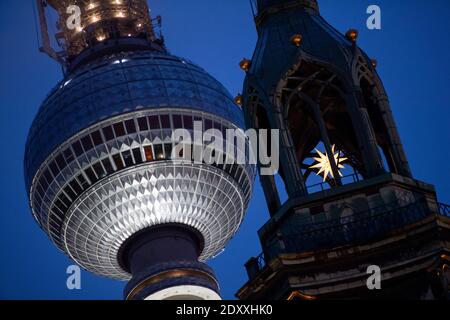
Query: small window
xmin=81 ymin=135 xmax=94 ymax=152
xmin=43 ymin=169 xmax=53 ymax=182
xmin=49 ymin=219 xmax=59 ymax=230
xmin=148 ymin=115 xmax=160 ymax=129
xmin=164 ymin=144 xmax=173 ymax=159
xmin=205 ymin=119 xmax=213 ymax=130
xmin=172 ymin=115 xmax=182 ymax=128
xmin=125 ymin=119 xmax=137 ymax=134
xmin=122 ymin=150 xmax=133 ymax=166
xmin=69 ymin=179 xmax=83 ymax=195
xmin=102 ymin=126 xmax=115 ymax=141
xmin=55 ymin=199 xmax=67 ymax=211
xmin=113 ymin=154 xmax=124 ymax=170
xmin=72 ymin=141 xmax=83 ymax=156
xmin=154 ymin=144 xmax=164 ymax=160
xmin=49 ymin=161 xmax=59 ymax=177
xmin=51 ymin=206 xmax=64 ymax=217
xmin=36 ymin=184 xmax=46 ymax=198
xmin=91 ymin=130 xmax=103 ymax=146
xmin=102 ymin=158 xmax=114 ymax=175
xmin=39 ymin=178 xmax=49 ymax=193
xmin=132 ymin=148 xmax=143 ymax=164
xmin=183 ymin=115 xmax=193 ymax=130
xmin=113 ymin=122 xmax=126 ymax=137
xmin=161 ymin=115 xmax=171 ymax=129
xmin=63 ymin=148 xmax=74 ymax=163
xmin=64 ymin=185 xmax=77 ymax=201
xmin=84 ymin=167 xmax=97 ymax=184
xmin=77 ymin=174 xmax=89 ymax=190
xmin=93 ymin=162 xmax=106 ymax=179
xmin=59 ymin=193 xmax=71 ymax=208
xmin=144 ymin=146 xmax=154 ymax=162
xmin=137 ymin=117 xmax=149 ymax=131
xmin=55 ymin=154 xmax=66 ymax=170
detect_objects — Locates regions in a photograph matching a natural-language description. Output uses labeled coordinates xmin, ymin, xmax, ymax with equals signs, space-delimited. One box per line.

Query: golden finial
xmin=234 ymin=94 xmax=243 ymax=106
xmin=290 ymin=34 xmax=303 ymax=47
xmin=371 ymin=59 xmax=378 ymax=68
xmin=345 ymin=29 xmax=359 ymax=42
xmin=239 ymin=59 xmax=252 ymax=72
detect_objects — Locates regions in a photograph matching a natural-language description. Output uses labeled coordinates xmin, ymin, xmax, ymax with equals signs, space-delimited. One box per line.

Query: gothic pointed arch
xmin=352 ymin=52 xmax=412 ymax=177
xmin=277 ymin=58 xmax=372 ymax=191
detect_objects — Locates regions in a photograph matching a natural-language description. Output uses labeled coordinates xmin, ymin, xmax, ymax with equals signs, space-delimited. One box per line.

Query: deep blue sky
xmin=0 ymin=0 xmax=449 ymax=300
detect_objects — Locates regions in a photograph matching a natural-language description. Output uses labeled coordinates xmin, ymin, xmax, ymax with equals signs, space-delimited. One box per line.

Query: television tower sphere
xmin=25 ymin=0 xmax=255 ymax=300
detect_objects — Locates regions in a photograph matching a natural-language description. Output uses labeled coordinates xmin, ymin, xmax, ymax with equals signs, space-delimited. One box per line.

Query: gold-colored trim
xmin=287 ymin=290 xmax=316 ymax=301
xmin=126 ymin=268 xmax=217 ymax=300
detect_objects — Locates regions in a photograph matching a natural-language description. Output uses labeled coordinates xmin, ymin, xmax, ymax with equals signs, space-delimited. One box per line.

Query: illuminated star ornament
xmin=309 ymin=145 xmax=347 ymax=182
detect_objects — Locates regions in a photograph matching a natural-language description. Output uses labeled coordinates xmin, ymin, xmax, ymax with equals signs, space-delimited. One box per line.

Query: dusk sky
xmin=0 ymin=0 xmax=449 ymax=299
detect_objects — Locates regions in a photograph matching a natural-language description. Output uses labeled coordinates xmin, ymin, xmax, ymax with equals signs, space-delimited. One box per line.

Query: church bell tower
xmin=237 ymin=0 xmax=450 ymax=300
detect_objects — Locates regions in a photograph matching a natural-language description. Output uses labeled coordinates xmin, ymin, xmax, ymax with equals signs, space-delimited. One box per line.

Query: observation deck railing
xmin=305 ymin=173 xmax=360 ymax=194
xmin=248 ymin=200 xmax=449 ymax=277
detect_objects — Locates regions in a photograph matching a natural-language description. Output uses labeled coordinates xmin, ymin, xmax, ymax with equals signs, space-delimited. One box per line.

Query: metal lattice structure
xmin=35 ymin=0 xmax=164 ymax=67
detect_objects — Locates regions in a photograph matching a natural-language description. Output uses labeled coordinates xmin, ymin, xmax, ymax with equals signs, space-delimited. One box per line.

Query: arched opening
xmin=280 ymin=60 xmax=366 ymax=193
xmin=360 ymin=76 xmax=397 ymax=174
xmin=248 ymin=87 xmax=285 ymax=214
xmin=352 ymin=53 xmax=412 ymax=178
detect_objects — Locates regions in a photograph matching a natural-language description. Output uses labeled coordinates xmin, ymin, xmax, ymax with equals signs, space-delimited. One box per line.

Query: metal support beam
xmin=35 ymin=0 xmax=64 ymax=65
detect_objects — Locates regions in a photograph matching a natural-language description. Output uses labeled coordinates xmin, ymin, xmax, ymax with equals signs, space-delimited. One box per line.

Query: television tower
xmin=26 ymin=0 xmax=254 ymax=300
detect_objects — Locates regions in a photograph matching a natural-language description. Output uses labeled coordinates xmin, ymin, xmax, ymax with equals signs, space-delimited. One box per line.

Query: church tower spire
xmin=238 ymin=1 xmax=449 ymax=300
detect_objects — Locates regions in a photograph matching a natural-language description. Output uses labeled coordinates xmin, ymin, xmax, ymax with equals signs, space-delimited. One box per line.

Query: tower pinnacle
xmin=255 ymin=0 xmax=319 ymax=16
xmin=36 ymin=0 xmax=164 ymax=69
xmin=238 ymin=0 xmax=450 ymax=301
